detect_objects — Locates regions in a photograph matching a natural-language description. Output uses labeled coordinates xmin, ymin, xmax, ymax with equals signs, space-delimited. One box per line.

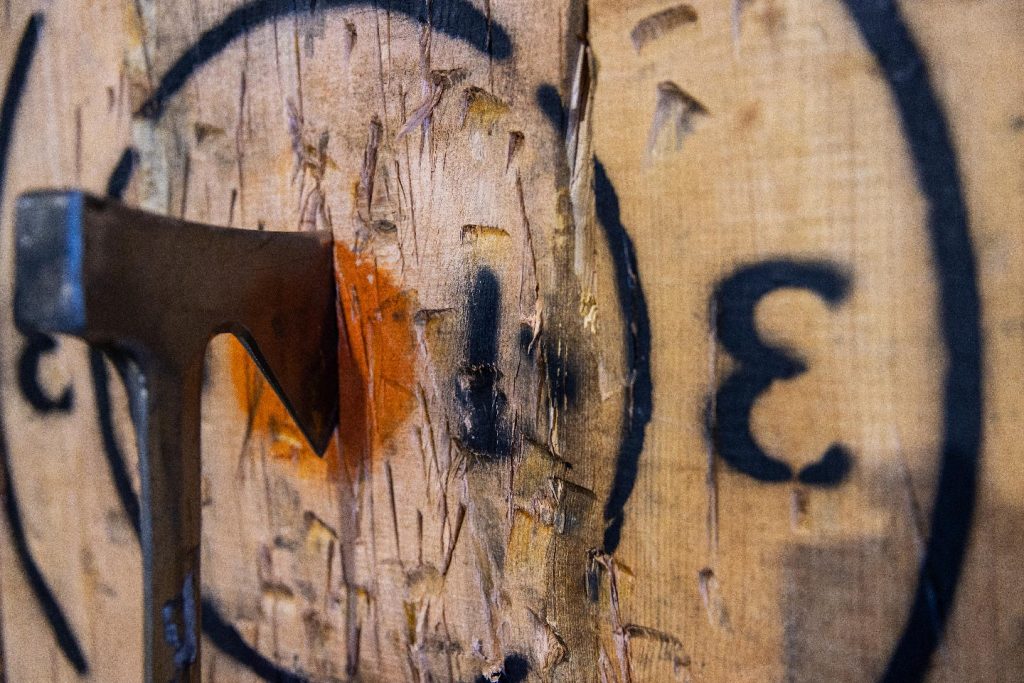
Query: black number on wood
xmin=18 ymin=333 xmax=73 ymax=413
xmin=711 ymin=260 xmax=852 ymax=487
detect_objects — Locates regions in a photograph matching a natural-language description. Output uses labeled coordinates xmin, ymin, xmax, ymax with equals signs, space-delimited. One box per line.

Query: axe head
xmin=13 ymin=190 xmax=339 ymax=453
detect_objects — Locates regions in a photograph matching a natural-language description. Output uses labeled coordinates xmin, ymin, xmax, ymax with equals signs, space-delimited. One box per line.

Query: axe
xmin=13 ymin=190 xmax=339 ymax=682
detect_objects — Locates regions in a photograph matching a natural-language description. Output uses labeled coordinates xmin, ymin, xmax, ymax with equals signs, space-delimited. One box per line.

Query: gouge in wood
xmin=13 ymin=190 xmax=338 ymax=682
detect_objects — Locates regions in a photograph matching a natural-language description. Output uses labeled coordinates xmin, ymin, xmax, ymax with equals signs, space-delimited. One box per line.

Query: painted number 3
xmin=711 ymin=260 xmax=853 ymax=487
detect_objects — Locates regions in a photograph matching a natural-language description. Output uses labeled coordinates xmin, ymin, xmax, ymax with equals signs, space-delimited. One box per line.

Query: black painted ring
xmin=840 ymin=2 xmax=982 ymax=679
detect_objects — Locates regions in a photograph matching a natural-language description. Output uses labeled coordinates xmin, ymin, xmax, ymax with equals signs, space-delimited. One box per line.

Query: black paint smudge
xmin=0 ymin=13 xmax=89 ymax=674
xmin=535 ymin=83 xmax=567 ymax=135
xmin=468 ymin=268 xmax=502 ymax=368
xmin=542 ymin=341 xmax=578 ymax=409
xmin=105 ymin=146 xmax=138 ymax=200
xmin=534 ymin=85 xmax=654 ymax=556
xmin=136 ymin=0 xmax=513 ymax=120
xmin=201 ymin=597 xmax=310 ymax=683
xmin=89 ymin=350 xmax=141 ymax=535
xmin=472 ymin=653 xmax=530 ymax=683
xmin=839 ymin=1 xmax=983 ymax=680
xmin=18 ymin=333 xmax=73 ymax=413
xmin=711 ymin=260 xmax=852 ymax=486
xmin=457 ymin=267 xmax=511 ymax=458
xmin=797 ymin=445 xmax=851 ymax=486
xmin=517 ymin=324 xmax=579 ymax=409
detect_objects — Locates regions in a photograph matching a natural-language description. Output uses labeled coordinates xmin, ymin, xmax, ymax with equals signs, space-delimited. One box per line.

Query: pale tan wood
xmin=0 ymin=1 xmax=1021 ymax=681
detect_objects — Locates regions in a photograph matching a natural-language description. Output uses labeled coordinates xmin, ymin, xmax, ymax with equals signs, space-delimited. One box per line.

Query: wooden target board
xmin=0 ymin=1 xmax=1022 ymax=681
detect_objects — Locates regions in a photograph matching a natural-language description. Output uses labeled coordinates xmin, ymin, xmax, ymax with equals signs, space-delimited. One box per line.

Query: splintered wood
xmin=1 ymin=1 xmax=1023 ymax=681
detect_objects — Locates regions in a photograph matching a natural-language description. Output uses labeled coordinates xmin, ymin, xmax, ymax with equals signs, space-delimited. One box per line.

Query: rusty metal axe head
xmin=13 ymin=189 xmax=338 ymax=681
xmin=14 ymin=190 xmax=339 ymax=450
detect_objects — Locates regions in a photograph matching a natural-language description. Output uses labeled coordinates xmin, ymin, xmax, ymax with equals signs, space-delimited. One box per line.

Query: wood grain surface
xmin=0 ymin=1 xmax=1022 ymax=681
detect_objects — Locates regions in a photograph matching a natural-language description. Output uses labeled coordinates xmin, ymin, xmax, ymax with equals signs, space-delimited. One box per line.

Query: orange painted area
xmin=227 ymin=241 xmax=417 ymax=478
xmin=227 ymin=337 xmax=341 ymax=481
xmin=333 ymin=243 xmax=417 ymax=469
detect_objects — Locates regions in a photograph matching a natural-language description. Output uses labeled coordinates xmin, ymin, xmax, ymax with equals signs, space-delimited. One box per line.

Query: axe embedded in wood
xmin=13 ymin=190 xmax=339 ymax=682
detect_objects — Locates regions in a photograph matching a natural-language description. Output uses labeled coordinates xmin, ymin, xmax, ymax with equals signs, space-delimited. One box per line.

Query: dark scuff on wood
xmin=631 ymin=4 xmax=698 ymax=52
